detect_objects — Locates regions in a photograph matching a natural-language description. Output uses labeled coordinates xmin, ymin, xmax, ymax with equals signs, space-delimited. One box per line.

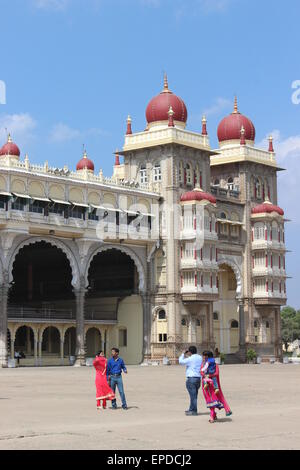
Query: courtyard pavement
xmin=0 ymin=363 xmax=299 ymax=450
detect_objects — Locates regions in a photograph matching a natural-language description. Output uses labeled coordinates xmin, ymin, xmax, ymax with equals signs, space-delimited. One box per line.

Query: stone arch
xmin=217 ymin=257 xmax=243 ymax=298
xmin=85 ymin=244 xmax=146 ymax=292
xmin=8 ymin=237 xmax=80 ymax=289
xmin=39 ymin=324 xmax=63 ymax=341
xmin=152 ymin=305 xmax=168 ymax=321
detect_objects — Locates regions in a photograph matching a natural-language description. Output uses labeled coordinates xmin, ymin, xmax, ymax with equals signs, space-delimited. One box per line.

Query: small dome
xmin=252 ymin=201 xmax=284 ymax=216
xmin=0 ymin=134 xmax=20 ymax=157
xmin=146 ymin=75 xmax=187 ymax=125
xmin=180 ymin=188 xmax=216 ymax=204
xmin=217 ymin=97 xmax=255 ymax=143
xmin=76 ymin=151 xmax=94 ymax=171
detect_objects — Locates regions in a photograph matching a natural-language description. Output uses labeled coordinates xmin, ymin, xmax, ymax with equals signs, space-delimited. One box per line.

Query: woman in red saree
xmin=93 ymin=351 xmax=115 ymax=410
xmin=201 ymin=351 xmax=232 ymax=423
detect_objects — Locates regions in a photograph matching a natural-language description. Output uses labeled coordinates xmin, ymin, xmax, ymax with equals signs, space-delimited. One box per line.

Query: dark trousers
xmin=186 ymin=377 xmax=201 ymax=413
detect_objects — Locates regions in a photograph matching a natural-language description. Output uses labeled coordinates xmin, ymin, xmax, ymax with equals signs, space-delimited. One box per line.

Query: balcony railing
xmin=211 ymin=186 xmax=240 ymax=199
xmin=7 ymin=306 xmax=117 ymax=322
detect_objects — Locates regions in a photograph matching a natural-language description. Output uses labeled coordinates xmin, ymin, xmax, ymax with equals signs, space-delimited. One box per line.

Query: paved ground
xmin=0 ymin=363 xmax=299 ymax=450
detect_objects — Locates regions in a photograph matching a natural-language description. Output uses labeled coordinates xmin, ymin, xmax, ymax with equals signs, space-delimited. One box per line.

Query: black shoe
xmin=185 ymin=411 xmax=198 ymax=416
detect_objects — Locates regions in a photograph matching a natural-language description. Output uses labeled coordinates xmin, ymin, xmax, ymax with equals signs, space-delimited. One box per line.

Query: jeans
xmin=110 ymin=375 xmax=127 ymax=408
xmin=186 ymin=377 xmax=201 ymax=413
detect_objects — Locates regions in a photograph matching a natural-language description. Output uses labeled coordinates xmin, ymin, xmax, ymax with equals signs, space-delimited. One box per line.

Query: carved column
xmin=141 ymin=292 xmax=151 ymax=361
xmin=0 ymin=283 xmax=9 ymax=368
xmin=74 ymin=286 xmax=87 ymax=366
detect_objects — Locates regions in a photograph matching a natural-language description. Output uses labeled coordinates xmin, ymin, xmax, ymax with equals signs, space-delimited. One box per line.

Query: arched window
xmin=158 ymin=309 xmax=166 ymax=320
xmin=256 ymin=178 xmax=263 ymax=199
xmin=266 ymin=321 xmax=270 ymax=329
xmin=254 ymin=320 xmax=258 ymax=328
xmin=220 ymin=212 xmax=227 ymax=220
xmin=186 ymin=164 xmax=192 ymax=185
xmin=213 ymin=312 xmax=219 ymax=321
xmin=181 ymin=318 xmax=187 ymax=326
xmin=196 ymin=318 xmax=201 ymax=327
xmin=140 ymin=165 xmax=147 ymax=184
xmin=153 ymin=163 xmax=161 ymax=182
xmin=231 ymin=320 xmax=239 ymax=328
xmin=227 ymin=177 xmax=234 ymax=191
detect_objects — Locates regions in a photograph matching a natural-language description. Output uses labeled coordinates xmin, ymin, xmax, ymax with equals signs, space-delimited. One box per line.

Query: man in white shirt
xmin=179 ymin=346 xmax=202 ymax=416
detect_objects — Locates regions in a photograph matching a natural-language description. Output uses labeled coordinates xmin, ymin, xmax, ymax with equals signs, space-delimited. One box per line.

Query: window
xmin=196 ymin=318 xmax=201 ymax=327
xmin=29 ymin=200 xmax=45 ymax=214
xmin=214 ymin=179 xmax=220 ymax=187
xmin=140 ymin=165 xmax=147 ymax=184
xmin=181 ymin=318 xmax=187 ymax=326
xmin=254 ymin=320 xmax=258 ymax=328
xmin=266 ymin=321 xmax=270 ymax=329
xmin=231 ymin=320 xmax=239 ymax=329
xmin=158 ymin=309 xmax=166 ymax=320
xmin=153 ymin=164 xmax=162 ymax=182
xmin=49 ymin=203 xmax=65 ymax=216
xmin=158 ymin=333 xmax=167 ymax=343
xmin=119 ymin=329 xmax=127 ymax=347
xmin=186 ymin=164 xmax=192 ymax=185
xmin=69 ymin=206 xmax=85 ymax=219
xmin=12 ymin=197 xmax=26 ymax=211
xmin=213 ymin=312 xmax=219 ymax=321
xmin=0 ymin=196 xmax=7 ymax=209
xmin=220 ymin=212 xmax=227 ymax=219
xmin=227 ymin=177 xmax=234 ymax=191
xmin=88 ymin=208 xmax=99 ymax=221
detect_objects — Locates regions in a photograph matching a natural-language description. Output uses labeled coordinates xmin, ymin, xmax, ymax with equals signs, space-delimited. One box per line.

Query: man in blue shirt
xmin=179 ymin=346 xmax=202 ymax=416
xmin=107 ymin=347 xmax=128 ymax=410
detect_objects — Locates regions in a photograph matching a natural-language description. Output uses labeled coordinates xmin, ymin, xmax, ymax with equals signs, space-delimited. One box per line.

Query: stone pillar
xmin=238 ymin=299 xmax=246 ymax=362
xmin=0 ymin=284 xmax=9 ymax=368
xmin=274 ymin=308 xmax=282 ymax=361
xmin=11 ymin=333 xmax=15 ymax=360
xmin=26 ymin=327 xmax=31 ymax=354
xmin=60 ymin=336 xmax=64 ymax=365
xmin=34 ymin=336 xmax=38 ymax=366
xmin=74 ymin=287 xmax=86 ymax=367
xmin=190 ymin=315 xmax=197 ymax=344
xmin=207 ymin=303 xmax=215 ymax=349
xmin=141 ymin=293 xmax=151 ymax=361
xmin=38 ymin=338 xmax=42 ymax=366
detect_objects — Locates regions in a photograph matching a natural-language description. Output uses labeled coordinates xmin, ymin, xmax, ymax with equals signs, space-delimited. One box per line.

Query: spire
xmin=201 ymin=115 xmax=208 ymax=136
xmin=126 ymin=115 xmax=132 ymax=135
xmin=233 ymin=96 xmax=239 ymax=114
xmin=268 ymin=135 xmax=274 ymax=152
xmin=115 ymin=148 xmax=120 ymax=166
xmin=168 ymin=106 xmax=175 ymax=127
xmin=162 ymin=72 xmax=171 ymax=93
xmin=83 ymin=149 xmax=88 ymax=159
xmin=7 ymin=133 xmax=12 ymax=143
xmin=240 ymin=125 xmax=246 ymax=145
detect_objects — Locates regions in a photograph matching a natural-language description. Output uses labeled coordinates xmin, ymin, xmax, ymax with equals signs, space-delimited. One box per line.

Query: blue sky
xmin=0 ymin=0 xmax=299 ymax=308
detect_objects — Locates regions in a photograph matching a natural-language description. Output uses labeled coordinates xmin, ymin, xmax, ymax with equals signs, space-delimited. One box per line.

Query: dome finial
xmin=240 ymin=125 xmax=246 ymax=145
xmin=233 ymin=96 xmax=239 ymax=114
xmin=126 ymin=115 xmax=132 ymax=135
xmin=168 ymin=106 xmax=175 ymax=127
xmin=7 ymin=133 xmax=12 ymax=143
xmin=202 ymin=115 xmax=208 ymax=136
xmin=162 ymin=72 xmax=171 ymax=93
xmin=268 ymin=135 xmax=274 ymax=153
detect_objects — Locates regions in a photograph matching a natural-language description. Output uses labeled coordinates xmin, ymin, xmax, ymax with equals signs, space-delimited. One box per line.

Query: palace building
xmin=0 ymin=76 xmax=287 ymax=367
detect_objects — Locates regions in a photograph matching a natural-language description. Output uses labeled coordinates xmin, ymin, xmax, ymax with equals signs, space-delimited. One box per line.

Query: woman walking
xmin=93 ymin=351 xmax=115 ymax=410
xmin=201 ymin=351 xmax=232 ymax=423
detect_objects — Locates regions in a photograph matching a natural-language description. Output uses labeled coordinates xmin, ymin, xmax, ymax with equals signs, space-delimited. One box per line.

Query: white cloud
xmin=258 ymin=130 xmax=300 ymax=225
xmin=33 ymin=0 xmax=70 ymax=10
xmin=0 ymin=113 xmax=37 ymax=149
xmin=203 ymin=97 xmax=232 ymax=117
xmin=49 ymin=123 xmax=109 ymax=142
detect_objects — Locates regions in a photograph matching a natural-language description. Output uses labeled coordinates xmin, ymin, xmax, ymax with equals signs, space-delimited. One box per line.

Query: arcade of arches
xmin=6 ymin=241 xmax=143 ymax=366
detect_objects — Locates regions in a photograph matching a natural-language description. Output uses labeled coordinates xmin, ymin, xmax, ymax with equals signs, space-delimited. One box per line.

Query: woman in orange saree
xmin=93 ymin=351 xmax=115 ymax=410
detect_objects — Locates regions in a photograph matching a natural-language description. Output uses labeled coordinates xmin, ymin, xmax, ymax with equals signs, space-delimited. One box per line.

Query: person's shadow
xmin=214 ymin=417 xmax=233 ymax=423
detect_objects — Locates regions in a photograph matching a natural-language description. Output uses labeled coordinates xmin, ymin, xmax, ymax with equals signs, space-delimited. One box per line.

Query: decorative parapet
xmin=211 ymin=144 xmax=277 ymax=168
xmin=123 ymin=127 xmax=211 ymax=152
xmin=0 ymin=158 xmax=160 ymax=194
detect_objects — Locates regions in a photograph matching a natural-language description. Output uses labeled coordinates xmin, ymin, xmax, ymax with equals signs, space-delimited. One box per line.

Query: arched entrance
xmin=214 ymin=264 xmax=239 ymax=354
xmin=42 ymin=326 xmax=61 ymax=364
xmin=64 ymin=327 xmax=76 ymax=357
xmin=86 ymin=247 xmax=144 ymax=364
xmin=86 ymin=328 xmax=101 ymax=357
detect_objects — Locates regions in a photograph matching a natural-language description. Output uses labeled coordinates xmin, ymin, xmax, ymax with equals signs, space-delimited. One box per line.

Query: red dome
xmin=180 ymin=189 xmax=216 ymax=204
xmin=252 ymin=202 xmax=284 ymax=216
xmin=0 ymin=135 xmax=20 ymax=157
xmin=217 ymin=98 xmax=255 ymax=143
xmin=76 ymin=151 xmax=94 ymax=171
xmin=146 ymin=75 xmax=187 ymax=124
